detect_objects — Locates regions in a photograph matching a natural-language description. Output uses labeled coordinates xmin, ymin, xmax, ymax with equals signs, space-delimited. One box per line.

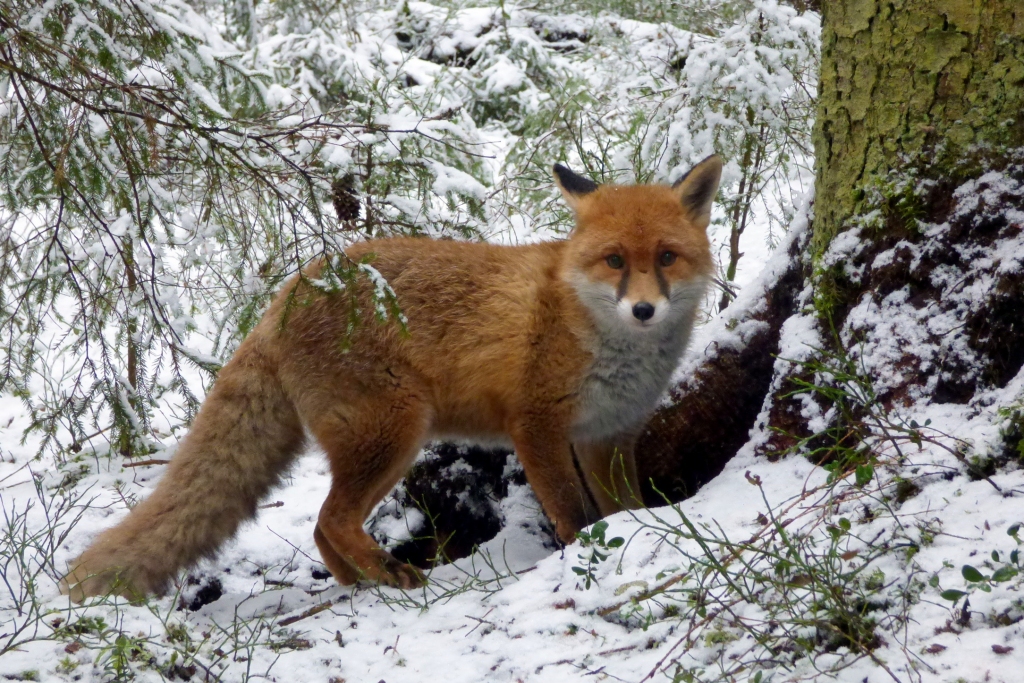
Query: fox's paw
xmin=367 ymin=551 xmax=426 ymax=590
xmin=553 ymin=516 xmax=587 ymax=545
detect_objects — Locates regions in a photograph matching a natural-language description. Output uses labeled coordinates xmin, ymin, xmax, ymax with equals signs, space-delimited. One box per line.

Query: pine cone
xmin=331 ymin=175 xmax=360 ymax=223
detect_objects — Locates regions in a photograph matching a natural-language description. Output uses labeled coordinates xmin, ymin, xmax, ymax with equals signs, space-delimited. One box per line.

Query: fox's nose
xmin=632 ymin=302 xmax=655 ymax=321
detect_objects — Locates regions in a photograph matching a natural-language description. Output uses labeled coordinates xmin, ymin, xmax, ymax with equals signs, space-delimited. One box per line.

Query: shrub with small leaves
xmin=573 ymin=520 xmax=625 ymax=589
xmin=939 ymin=524 xmax=1023 ymax=604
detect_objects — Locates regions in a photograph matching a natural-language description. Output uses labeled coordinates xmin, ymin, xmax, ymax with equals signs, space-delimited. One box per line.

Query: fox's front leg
xmin=573 ymin=436 xmax=644 ymax=517
xmin=511 ymin=422 xmax=600 ymax=543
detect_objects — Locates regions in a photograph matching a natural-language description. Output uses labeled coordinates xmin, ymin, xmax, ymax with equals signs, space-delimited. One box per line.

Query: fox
xmin=60 ymin=155 xmax=722 ymax=600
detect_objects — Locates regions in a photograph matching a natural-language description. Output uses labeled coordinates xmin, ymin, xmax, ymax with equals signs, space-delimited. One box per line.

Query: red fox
xmin=61 ymin=156 xmax=721 ymax=600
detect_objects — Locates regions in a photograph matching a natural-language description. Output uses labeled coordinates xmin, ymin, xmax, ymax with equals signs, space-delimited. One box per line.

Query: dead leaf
xmin=788 ymin=574 xmax=812 ymax=587
xmin=925 ymin=644 xmax=946 ymax=654
xmin=992 ymin=644 xmax=1014 ymax=655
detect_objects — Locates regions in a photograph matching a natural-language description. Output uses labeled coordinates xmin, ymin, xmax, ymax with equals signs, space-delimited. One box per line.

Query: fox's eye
xmin=660 ymin=251 xmax=677 ymax=267
xmin=606 ymin=254 xmax=625 ymax=269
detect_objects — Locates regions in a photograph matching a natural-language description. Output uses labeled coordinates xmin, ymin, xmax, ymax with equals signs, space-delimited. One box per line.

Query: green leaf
xmin=940 ymin=589 xmax=967 ymax=601
xmin=607 ymin=537 xmax=624 ymax=548
xmin=572 ymin=567 xmax=587 ymax=575
xmin=992 ymin=550 xmax=1000 ymax=562
xmin=961 ymin=565 xmax=986 ymax=583
xmin=855 ymin=464 xmax=874 ymax=487
xmin=991 ymin=566 xmax=1018 ymax=582
xmin=838 ymin=517 xmax=851 ymax=531
xmin=1009 ymin=523 xmax=1021 ymax=537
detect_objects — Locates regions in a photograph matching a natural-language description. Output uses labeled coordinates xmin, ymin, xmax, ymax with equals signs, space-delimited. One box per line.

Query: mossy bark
xmin=812 ymin=0 xmax=1024 ymax=256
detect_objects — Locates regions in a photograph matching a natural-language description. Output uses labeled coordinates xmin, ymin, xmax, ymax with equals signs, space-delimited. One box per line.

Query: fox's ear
xmin=553 ymin=163 xmax=599 ymax=211
xmin=672 ymin=155 xmax=722 ymax=231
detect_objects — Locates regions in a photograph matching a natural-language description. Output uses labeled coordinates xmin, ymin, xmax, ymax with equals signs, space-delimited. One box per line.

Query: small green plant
xmin=940 ymin=524 xmax=1022 ymax=604
xmin=997 ymin=405 xmax=1024 ymax=460
xmin=52 ymin=615 xmax=107 ymax=639
xmin=573 ymin=520 xmax=624 ymax=589
xmin=100 ymin=633 xmax=150 ymax=682
xmin=56 ymin=656 xmax=79 ymax=674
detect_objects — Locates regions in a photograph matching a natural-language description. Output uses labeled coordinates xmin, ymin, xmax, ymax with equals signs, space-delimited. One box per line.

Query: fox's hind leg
xmin=305 ymin=389 xmax=430 ymax=589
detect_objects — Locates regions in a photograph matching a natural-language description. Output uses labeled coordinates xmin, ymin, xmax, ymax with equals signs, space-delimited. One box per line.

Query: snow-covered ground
xmin=4 ymin=188 xmax=1024 ymax=681
xmin=3 ymin=2 xmax=1024 ymax=682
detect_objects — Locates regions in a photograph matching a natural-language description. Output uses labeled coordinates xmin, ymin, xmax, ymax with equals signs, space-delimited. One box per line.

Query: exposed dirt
xmin=371 ymin=443 xmax=537 ymax=569
xmin=751 ymin=161 xmax=1024 ymax=471
xmin=842 ymin=169 xmax=1024 ymax=408
xmin=178 ymin=574 xmax=224 ymax=612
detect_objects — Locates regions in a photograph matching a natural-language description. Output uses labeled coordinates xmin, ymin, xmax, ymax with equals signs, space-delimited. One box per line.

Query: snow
xmin=5 ymin=172 xmax=1023 ymax=682
xmin=6 ymin=1 xmax=1024 ymax=682
xmin=9 ymin=383 xmax=1020 ymax=682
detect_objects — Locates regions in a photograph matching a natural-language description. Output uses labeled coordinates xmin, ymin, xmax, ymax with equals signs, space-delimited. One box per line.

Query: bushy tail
xmin=62 ymin=340 xmax=305 ymax=601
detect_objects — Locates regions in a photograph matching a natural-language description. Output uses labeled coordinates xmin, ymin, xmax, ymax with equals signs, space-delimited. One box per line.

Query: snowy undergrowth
xmin=18 ymin=2 xmax=1024 ymax=682
xmin=3 ymin=174 xmax=1024 ymax=682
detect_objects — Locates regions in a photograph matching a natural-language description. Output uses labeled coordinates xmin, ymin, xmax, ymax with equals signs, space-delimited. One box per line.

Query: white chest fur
xmin=570 ymin=333 xmax=685 ymax=441
xmin=570 ymin=283 xmax=705 ymax=441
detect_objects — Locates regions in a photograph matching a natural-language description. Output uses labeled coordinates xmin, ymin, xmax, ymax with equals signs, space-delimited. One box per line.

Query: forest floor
xmin=2 ymin=2 xmax=1023 ymax=682
xmin=3 ymin=203 xmax=1024 ymax=682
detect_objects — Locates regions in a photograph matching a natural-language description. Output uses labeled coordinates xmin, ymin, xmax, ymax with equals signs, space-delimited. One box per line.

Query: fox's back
xmin=269 ymin=237 xmax=591 ymax=439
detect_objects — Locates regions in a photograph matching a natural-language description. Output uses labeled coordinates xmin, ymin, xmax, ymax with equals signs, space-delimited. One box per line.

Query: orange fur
xmin=61 ymin=156 xmax=722 ymax=599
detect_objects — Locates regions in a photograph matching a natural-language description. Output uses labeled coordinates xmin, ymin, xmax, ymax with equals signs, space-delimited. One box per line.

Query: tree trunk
xmin=812 ymin=0 xmax=1024 ymax=256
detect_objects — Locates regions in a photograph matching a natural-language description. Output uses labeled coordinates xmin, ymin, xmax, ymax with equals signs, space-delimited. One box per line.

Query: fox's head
xmin=554 ymin=155 xmax=721 ymax=333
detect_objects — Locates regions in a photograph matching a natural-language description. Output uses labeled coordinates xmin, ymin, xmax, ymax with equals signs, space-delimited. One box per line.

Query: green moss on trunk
xmin=812 ymin=0 xmax=1024 ymax=256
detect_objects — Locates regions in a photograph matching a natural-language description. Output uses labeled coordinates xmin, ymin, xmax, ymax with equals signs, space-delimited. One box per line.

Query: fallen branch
xmin=278 ymin=600 xmax=336 ymax=627
xmin=596 ymin=574 xmax=686 ymax=617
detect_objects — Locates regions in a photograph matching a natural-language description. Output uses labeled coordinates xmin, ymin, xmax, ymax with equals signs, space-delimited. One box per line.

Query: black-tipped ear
xmin=672 ymin=154 xmax=722 ymax=230
xmin=553 ymin=163 xmax=599 ymax=210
